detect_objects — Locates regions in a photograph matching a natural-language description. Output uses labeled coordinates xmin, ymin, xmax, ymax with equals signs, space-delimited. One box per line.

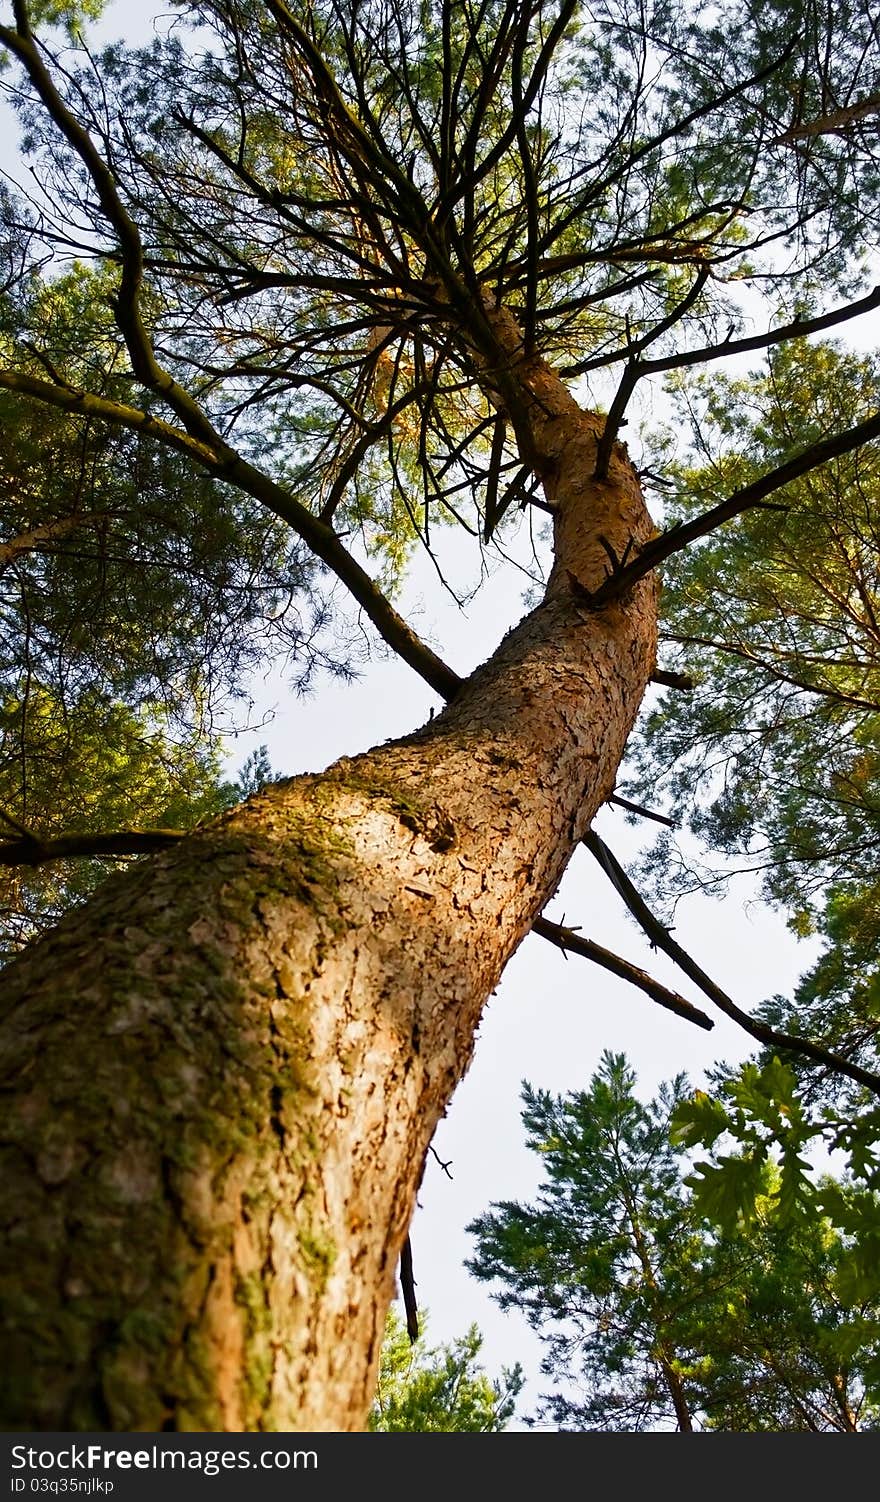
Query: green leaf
xmin=670 ymin=1090 xmax=730 ymax=1148
xmin=686 ymin=1151 xmax=768 ymax=1234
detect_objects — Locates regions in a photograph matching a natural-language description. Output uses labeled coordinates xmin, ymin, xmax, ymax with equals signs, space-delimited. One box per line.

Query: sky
xmin=1 ymin=0 xmax=868 ymax=1429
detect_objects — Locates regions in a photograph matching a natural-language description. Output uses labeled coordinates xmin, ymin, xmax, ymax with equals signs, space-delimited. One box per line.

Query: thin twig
xmin=429 ymin=1143 xmax=454 ymax=1178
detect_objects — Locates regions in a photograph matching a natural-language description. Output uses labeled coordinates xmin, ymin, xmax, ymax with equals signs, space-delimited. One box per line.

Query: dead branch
xmin=583 ymin=829 xmax=880 ymax=1098
xmin=534 ymin=915 xmax=713 ymax=1030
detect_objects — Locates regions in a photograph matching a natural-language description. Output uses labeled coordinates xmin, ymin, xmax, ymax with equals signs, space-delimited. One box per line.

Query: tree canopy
xmin=468 ymin=1052 xmax=880 ymax=1430
xmin=629 ymin=338 xmax=880 ymax=922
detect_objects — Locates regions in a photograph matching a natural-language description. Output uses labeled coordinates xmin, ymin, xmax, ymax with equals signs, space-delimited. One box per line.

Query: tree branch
xmin=587 ymin=408 xmax=880 ymax=607
xmin=510 ymin=18 xmax=541 ymax=353
xmin=0 ymin=368 xmax=463 ymax=701
xmin=0 ymin=368 xmax=222 ymax=465
xmin=664 ymin=632 xmax=880 ymax=713
xmin=0 ymin=511 xmax=103 ymax=566
xmin=0 ymin=826 xmax=187 ymax=866
xmin=0 ymin=9 xmax=219 ymax=451
xmin=261 ymin=0 xmax=541 ymax=466
xmin=577 ymin=261 xmax=711 ymax=381
xmin=592 ymin=266 xmax=711 ymax=480
xmin=0 ymin=11 xmax=467 ymax=703
xmin=774 ymin=94 xmax=880 ymax=144
xmin=608 ymin=794 xmax=676 ymax=828
xmin=592 ymin=361 xmax=640 ymax=484
xmin=651 ymin=668 xmax=695 ymax=691
xmin=534 ymin=38 xmax=799 ymax=261
xmin=533 ymin=916 xmax=713 ymax=1030
xmin=635 ymin=284 xmax=880 ymax=381
xmin=399 ymin=1233 xmax=419 ymax=1343
xmin=582 ymin=830 xmax=880 ymax=1098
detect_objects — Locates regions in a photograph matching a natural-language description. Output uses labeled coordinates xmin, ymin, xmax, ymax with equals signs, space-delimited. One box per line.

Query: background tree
xmin=0 ymin=0 xmax=878 ymax=1431
xmin=617 ymin=334 xmax=880 ymax=1272
xmin=369 ymin=1307 xmax=523 ymax=1432
xmin=469 ymin=1054 xmax=702 ymax=1431
xmin=0 ymin=266 xmax=336 ymax=953
xmin=628 ymin=339 xmax=880 ymax=930
xmin=468 ymin=1053 xmax=880 ymax=1430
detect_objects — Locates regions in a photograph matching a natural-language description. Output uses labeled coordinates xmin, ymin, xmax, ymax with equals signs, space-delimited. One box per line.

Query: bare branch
xmin=635 ymin=283 xmax=880 ymax=382
xmin=533 ymin=915 xmax=713 ymax=1030
xmin=593 ymin=362 xmax=640 ymax=484
xmin=399 ymin=1234 xmax=419 ymax=1344
xmin=428 ymin=1143 xmax=453 ymax=1178
xmin=482 ymin=412 xmax=509 ymax=540
xmin=651 ymin=668 xmax=695 ymax=691
xmin=510 ymin=17 xmax=541 ymax=352
xmin=0 ymin=826 xmax=187 ymax=866
xmin=583 ymin=830 xmax=880 ymax=1098
xmin=592 ymin=265 xmax=711 ymax=479
xmin=608 ymin=794 xmax=676 ymax=828
xmin=573 ymin=262 xmax=711 ymax=382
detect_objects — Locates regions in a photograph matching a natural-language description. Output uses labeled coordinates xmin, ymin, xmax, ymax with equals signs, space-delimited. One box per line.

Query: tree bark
xmin=0 ymin=337 xmax=657 ymax=1431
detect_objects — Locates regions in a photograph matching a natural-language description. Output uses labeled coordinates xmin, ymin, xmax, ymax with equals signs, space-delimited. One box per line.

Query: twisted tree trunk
xmin=0 ymin=341 xmax=657 ymax=1430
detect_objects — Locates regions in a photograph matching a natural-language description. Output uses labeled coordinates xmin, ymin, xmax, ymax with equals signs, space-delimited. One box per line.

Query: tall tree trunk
xmin=0 ymin=340 xmax=657 ymax=1431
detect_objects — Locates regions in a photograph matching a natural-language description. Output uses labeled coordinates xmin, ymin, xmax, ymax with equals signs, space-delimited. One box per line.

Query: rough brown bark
xmin=0 ymin=338 xmax=657 ymax=1431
